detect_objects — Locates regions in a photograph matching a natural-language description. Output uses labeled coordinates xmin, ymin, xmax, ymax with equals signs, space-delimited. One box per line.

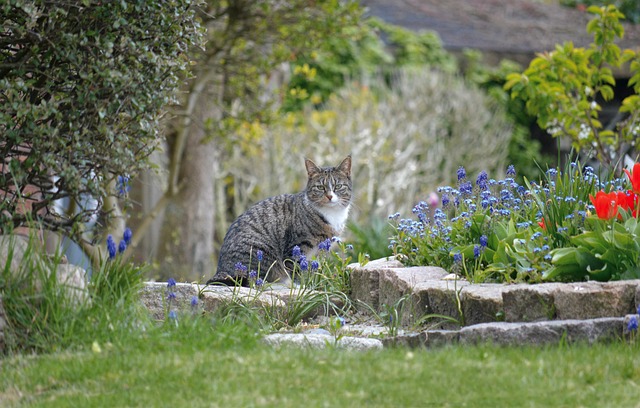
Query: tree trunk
xmin=156 ymin=74 xmax=222 ymax=282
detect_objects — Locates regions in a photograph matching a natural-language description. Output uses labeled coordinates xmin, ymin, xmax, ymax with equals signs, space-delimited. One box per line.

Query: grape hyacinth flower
xmin=311 ymin=260 xmax=320 ymax=271
xmin=106 ymin=235 xmax=117 ymax=259
xmin=299 ymin=255 xmax=309 ymax=271
xmin=292 ymin=245 xmax=302 ymax=259
xmin=255 ymin=278 xmax=264 ymax=287
xmin=459 ymin=181 xmax=473 ymax=196
xmin=457 ymin=166 xmax=466 ymax=181
xmin=628 ymin=315 xmax=638 ymax=332
xmin=123 ymin=227 xmax=133 ymax=245
xmin=116 ymin=175 xmax=131 ymax=196
xmin=248 ymin=270 xmax=257 ymax=279
xmin=234 ymin=262 xmax=248 ymax=274
xmin=318 ymin=239 xmax=332 ymax=252
xmin=190 ymin=296 xmax=198 ymax=308
xmin=118 ymin=239 xmax=127 ymax=254
xmin=473 ymin=245 xmax=482 ymax=259
xmin=167 ymin=278 xmax=177 ymax=288
xmin=256 ymin=250 xmax=264 ymax=262
xmin=453 ymin=252 xmax=463 ymax=263
xmin=479 ymin=235 xmax=488 ymax=248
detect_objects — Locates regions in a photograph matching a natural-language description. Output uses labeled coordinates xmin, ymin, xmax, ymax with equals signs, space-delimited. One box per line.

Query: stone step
xmin=349 ymin=257 xmax=640 ymax=328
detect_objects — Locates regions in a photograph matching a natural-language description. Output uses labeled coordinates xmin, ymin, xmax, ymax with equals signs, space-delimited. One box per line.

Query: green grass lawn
xmin=2 ymin=320 xmax=639 ymax=408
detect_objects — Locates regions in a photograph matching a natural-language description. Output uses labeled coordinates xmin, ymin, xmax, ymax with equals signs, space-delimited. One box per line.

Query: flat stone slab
xmin=458 ymin=317 xmax=624 ymax=346
xmin=140 ymin=282 xmax=289 ymax=321
xmin=263 ymin=333 xmax=383 ymax=351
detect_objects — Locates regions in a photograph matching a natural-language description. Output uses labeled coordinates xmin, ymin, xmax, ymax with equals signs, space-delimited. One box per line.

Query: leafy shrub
xmin=0 ymin=1 xmax=203 ymax=239
xmin=505 ymin=5 xmax=640 ymax=170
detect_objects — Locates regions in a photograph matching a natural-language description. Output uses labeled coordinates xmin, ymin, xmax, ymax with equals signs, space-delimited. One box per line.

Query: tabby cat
xmin=206 ymin=155 xmax=352 ymax=285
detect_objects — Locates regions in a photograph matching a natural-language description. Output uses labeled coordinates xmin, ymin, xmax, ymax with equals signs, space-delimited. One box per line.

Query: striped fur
xmin=207 ymin=155 xmax=352 ymax=285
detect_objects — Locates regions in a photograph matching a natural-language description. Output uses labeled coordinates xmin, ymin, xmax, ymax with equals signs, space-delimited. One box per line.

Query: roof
xmin=361 ymin=0 xmax=640 ymax=59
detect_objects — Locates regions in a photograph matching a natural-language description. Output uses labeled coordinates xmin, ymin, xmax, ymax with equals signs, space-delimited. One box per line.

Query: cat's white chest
xmin=318 ymin=204 xmax=351 ymax=234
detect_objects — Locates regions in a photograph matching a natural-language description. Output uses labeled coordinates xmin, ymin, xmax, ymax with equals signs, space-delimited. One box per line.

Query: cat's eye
xmin=313 ymin=185 xmax=325 ymax=192
xmin=335 ymin=183 xmax=346 ymax=190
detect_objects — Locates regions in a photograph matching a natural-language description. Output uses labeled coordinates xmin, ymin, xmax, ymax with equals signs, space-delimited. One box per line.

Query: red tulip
xmin=538 ymin=217 xmax=546 ymax=230
xmin=624 ymin=163 xmax=640 ymax=195
xmin=589 ymin=190 xmax=638 ymax=219
xmin=615 ymin=190 xmax=638 ymax=217
xmin=589 ymin=191 xmax=620 ymax=220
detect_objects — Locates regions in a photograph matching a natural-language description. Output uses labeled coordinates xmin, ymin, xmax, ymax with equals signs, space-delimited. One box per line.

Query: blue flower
xmin=292 ymin=246 xmax=302 ymax=259
xmin=123 ymin=227 xmax=132 ymax=245
xmin=473 ymin=245 xmax=482 ymax=259
xmin=118 ymin=239 xmax=127 ymax=254
xmin=106 ymin=235 xmax=117 ymax=259
xmin=190 ymin=296 xmax=198 ymax=307
xmin=255 ymin=278 xmax=264 ymax=287
xmin=441 ymin=193 xmax=450 ymax=207
xmin=479 ymin=235 xmax=488 ymax=248
xmin=476 ymin=171 xmax=489 ymax=190
xmin=168 ymin=310 xmax=177 ymax=320
xmin=311 ymin=260 xmax=320 ymax=271
xmin=346 ymin=244 xmax=354 ymax=251
xmin=412 ymin=201 xmax=429 ymax=214
xmin=628 ymin=315 xmax=638 ymax=332
xmin=116 ymin=175 xmax=130 ymax=196
xmin=167 ymin=277 xmax=176 ymax=288
xmin=459 ymin=181 xmax=473 ymax=195
xmin=457 ymin=166 xmax=466 ymax=181
xmin=234 ymin=262 xmax=247 ymax=273
xmin=167 ymin=292 xmax=176 ymax=301
xmin=453 ymin=252 xmax=463 ymax=263
xmin=248 ymin=270 xmax=257 ymax=279
xmin=506 ymin=165 xmax=516 ymax=177
xmin=256 ymin=250 xmax=264 ymax=262
xmin=299 ymin=256 xmax=309 ymax=271
xmin=318 ymin=239 xmax=332 ymax=252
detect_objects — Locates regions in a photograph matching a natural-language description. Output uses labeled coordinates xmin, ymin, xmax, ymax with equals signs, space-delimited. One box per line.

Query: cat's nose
xmin=326 ymin=193 xmax=334 ymax=201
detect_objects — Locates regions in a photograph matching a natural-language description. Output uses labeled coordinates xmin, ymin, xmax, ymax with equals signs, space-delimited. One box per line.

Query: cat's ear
xmin=338 ymin=155 xmax=351 ymax=177
xmin=305 ymin=158 xmax=321 ymax=177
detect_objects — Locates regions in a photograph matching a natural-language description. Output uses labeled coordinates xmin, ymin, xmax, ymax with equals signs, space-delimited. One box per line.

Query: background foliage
xmin=217 ymin=68 xmax=513 ymax=237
